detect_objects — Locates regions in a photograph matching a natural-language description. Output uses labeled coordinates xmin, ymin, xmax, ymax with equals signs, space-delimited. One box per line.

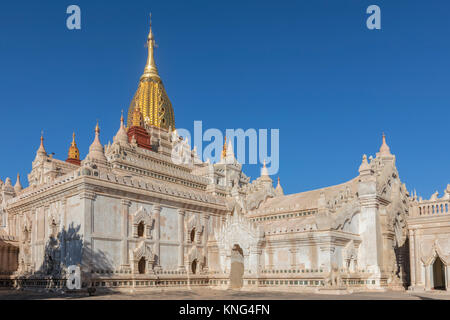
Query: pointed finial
xmin=359 ymin=154 xmax=371 ymax=174
xmin=14 ymin=173 xmax=22 ymax=192
xmin=120 ymin=109 xmax=124 ymax=124
xmin=379 ymin=132 xmax=391 ymax=155
xmin=72 ymin=132 xmax=76 ymax=144
xmin=142 ymin=13 xmax=158 ymax=79
xmin=67 ymin=132 xmax=80 ymax=163
xmin=95 ymin=120 xmax=100 ymax=134
xmin=260 ymin=159 xmax=271 ymax=180
xmin=275 ymin=176 xmax=284 ymax=195
xmin=36 ymin=130 xmax=47 ymax=156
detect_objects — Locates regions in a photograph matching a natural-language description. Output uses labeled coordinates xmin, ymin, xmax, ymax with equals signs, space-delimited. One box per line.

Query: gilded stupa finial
xmin=66 ymin=131 xmax=81 ymax=165
xmin=127 ymin=16 xmax=175 ymax=129
xmin=221 ymin=136 xmax=227 ymax=159
xmin=142 ymin=12 xmax=159 ymax=79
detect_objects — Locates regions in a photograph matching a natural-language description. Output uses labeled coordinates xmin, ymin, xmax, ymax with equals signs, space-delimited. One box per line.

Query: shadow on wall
xmin=17 ymin=223 xmax=115 ymax=296
xmin=394 ymin=237 xmax=410 ymax=289
xmin=0 ymin=238 xmax=18 ymax=274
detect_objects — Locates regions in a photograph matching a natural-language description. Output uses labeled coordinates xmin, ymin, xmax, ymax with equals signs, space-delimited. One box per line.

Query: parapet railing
xmin=413 ymin=199 xmax=450 ymax=217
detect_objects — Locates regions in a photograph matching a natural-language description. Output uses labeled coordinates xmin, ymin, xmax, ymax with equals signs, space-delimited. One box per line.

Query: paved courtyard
xmin=0 ymin=288 xmax=449 ymax=300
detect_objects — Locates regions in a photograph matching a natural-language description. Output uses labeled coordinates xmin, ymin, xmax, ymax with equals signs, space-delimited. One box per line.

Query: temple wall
xmin=93 ymin=195 xmax=121 ymax=236
xmin=66 ymin=195 xmax=83 ymax=229
xmin=160 ymin=206 xmax=178 ymax=242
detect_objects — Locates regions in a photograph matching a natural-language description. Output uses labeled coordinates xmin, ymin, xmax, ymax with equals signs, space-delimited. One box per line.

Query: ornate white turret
xmin=113 ymin=112 xmax=129 ymax=146
xmin=260 ymin=160 xmax=272 ymax=182
xmin=275 ymin=177 xmax=284 ymax=196
xmin=358 ymin=154 xmax=372 ymax=176
xmin=14 ymin=173 xmax=22 ymax=193
xmin=85 ymin=122 xmax=107 ymax=164
xmin=379 ymin=133 xmax=391 ymax=156
xmin=2 ymin=177 xmax=15 ymax=201
xmin=224 ymin=140 xmax=236 ymax=164
xmin=35 ymin=133 xmax=47 ymax=160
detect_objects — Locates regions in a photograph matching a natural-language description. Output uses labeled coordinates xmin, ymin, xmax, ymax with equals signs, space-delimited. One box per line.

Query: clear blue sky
xmin=0 ymin=0 xmax=449 ymax=199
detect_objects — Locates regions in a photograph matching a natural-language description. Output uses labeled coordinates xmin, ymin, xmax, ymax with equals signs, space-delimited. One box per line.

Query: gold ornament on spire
xmin=68 ymin=132 xmax=80 ymax=160
xmin=132 ymin=102 xmax=144 ymax=127
xmin=66 ymin=132 xmax=81 ymax=165
xmin=127 ymin=15 xmax=175 ymax=130
xmin=221 ymin=136 xmax=227 ymax=159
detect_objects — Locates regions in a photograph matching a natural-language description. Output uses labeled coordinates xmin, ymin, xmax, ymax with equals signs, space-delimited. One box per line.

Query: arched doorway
xmin=433 ymin=256 xmax=446 ymax=290
xmin=138 ymin=257 xmax=146 ymax=274
xmin=230 ymin=244 xmax=244 ymax=289
xmin=191 ymin=259 xmax=197 ymax=274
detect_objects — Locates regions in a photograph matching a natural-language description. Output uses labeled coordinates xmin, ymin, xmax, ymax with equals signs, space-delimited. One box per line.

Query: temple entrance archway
xmin=230 ymin=244 xmax=244 ymax=289
xmin=432 ymin=256 xmax=446 ymax=290
xmin=138 ymin=257 xmax=146 ymax=274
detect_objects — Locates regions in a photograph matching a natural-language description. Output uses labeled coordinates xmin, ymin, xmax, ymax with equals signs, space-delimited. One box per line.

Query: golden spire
xmin=221 ymin=136 xmax=227 ymax=159
xmin=127 ymin=16 xmax=175 ymax=129
xmin=141 ymin=13 xmax=159 ymax=80
xmin=68 ymin=132 xmax=80 ymax=160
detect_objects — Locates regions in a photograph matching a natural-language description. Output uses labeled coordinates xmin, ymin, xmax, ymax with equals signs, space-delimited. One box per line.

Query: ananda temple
xmin=0 ymin=21 xmax=449 ymax=293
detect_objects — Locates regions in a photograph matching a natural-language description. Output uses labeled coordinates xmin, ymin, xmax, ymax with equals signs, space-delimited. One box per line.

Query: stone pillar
xmin=358 ymin=166 xmax=383 ymax=275
xmin=60 ymin=199 xmax=67 ymax=271
xmin=408 ymin=229 xmax=416 ymax=287
xmin=319 ymin=246 xmax=335 ymax=272
xmin=425 ymin=264 xmax=431 ymax=291
xmin=202 ymin=214 xmax=209 ymax=272
xmin=414 ymin=230 xmax=423 ymax=288
xmin=446 ymin=265 xmax=450 ymax=291
xmin=249 ymin=248 xmax=262 ymax=275
xmin=0 ymin=247 xmax=7 ymax=271
xmin=79 ymin=190 xmax=96 ymax=275
xmin=243 ymin=253 xmax=250 ymax=274
xmin=121 ymin=200 xmax=131 ymax=267
xmin=358 ymin=197 xmax=382 ymax=273
xmin=153 ymin=204 xmax=161 ymax=271
xmin=289 ymin=248 xmax=297 ymax=268
xmin=8 ymin=247 xmax=16 ymax=272
xmin=267 ymin=248 xmax=274 ymax=269
xmin=178 ymin=209 xmax=185 ymax=271
xmin=12 ymin=247 xmax=18 ymax=272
